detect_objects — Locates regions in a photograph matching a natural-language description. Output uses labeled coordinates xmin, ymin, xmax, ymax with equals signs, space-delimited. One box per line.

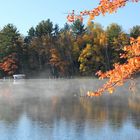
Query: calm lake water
xmin=0 ymin=78 xmax=140 ymax=140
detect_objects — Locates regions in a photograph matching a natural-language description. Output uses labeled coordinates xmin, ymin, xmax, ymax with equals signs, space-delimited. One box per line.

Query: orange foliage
xmin=68 ymin=0 xmax=140 ymax=96
xmin=0 ymin=53 xmax=18 ymax=75
xmin=67 ymin=10 xmax=83 ymax=22
xmin=87 ymin=37 xmax=140 ymax=96
xmin=87 ymin=91 xmax=102 ymax=97
xmin=67 ymin=0 xmax=139 ymax=22
xmin=49 ymin=48 xmax=68 ymax=75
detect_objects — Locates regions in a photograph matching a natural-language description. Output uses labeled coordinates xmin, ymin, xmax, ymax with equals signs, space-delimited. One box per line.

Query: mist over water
xmin=0 ymin=78 xmax=140 ymax=140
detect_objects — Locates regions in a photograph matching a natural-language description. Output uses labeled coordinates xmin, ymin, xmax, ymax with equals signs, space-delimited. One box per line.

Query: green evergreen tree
xmin=130 ymin=25 xmax=140 ymax=39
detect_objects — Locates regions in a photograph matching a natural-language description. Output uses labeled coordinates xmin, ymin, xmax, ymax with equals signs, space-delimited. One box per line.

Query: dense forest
xmin=0 ymin=19 xmax=140 ymax=78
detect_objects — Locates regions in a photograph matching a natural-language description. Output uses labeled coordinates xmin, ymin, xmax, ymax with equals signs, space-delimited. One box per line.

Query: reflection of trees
xmin=108 ymin=106 xmax=127 ymax=129
xmin=79 ymin=95 xmax=128 ymax=129
xmin=0 ymin=79 xmax=140 ymax=132
xmin=24 ymin=96 xmax=86 ymax=125
xmin=79 ymin=97 xmax=107 ymax=128
xmin=0 ymin=101 xmax=23 ymax=125
xmin=128 ymin=93 xmax=140 ymax=129
xmin=1 ymin=91 xmax=140 ymax=130
xmin=129 ymin=95 xmax=140 ymax=112
xmin=0 ymin=83 xmax=23 ymax=124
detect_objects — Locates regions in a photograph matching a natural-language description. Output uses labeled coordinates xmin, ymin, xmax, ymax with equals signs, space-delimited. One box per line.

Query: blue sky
xmin=0 ymin=0 xmax=140 ymax=35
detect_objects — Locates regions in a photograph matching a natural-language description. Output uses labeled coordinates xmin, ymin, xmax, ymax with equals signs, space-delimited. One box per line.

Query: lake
xmin=0 ymin=78 xmax=140 ymax=140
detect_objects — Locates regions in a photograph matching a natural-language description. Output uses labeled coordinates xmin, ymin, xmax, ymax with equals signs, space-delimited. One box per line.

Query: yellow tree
xmin=79 ymin=23 xmax=108 ymax=75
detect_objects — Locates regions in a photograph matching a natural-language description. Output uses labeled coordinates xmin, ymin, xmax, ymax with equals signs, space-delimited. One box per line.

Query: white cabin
xmin=13 ymin=74 xmax=26 ymax=80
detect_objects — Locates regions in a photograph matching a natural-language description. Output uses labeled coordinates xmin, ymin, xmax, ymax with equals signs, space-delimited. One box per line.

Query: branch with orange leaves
xmin=67 ymin=0 xmax=140 ymax=22
xmin=87 ymin=37 xmax=140 ymax=97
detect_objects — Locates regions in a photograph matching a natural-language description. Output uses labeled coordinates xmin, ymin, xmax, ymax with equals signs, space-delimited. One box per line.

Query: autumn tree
xmin=68 ymin=0 xmax=140 ymax=96
xmin=79 ymin=44 xmax=95 ymax=75
xmin=0 ymin=53 xmax=18 ymax=76
xmin=57 ymin=29 xmax=76 ymax=75
xmin=0 ymin=24 xmax=23 ymax=76
xmin=79 ymin=23 xmax=107 ymax=75
xmin=49 ymin=48 xmax=68 ymax=77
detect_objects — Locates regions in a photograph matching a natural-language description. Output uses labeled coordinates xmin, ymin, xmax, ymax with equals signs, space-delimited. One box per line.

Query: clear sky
xmin=0 ymin=0 xmax=140 ymax=35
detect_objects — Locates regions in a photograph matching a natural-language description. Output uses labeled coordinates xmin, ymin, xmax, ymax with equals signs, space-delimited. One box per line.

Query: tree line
xmin=0 ymin=19 xmax=140 ymax=78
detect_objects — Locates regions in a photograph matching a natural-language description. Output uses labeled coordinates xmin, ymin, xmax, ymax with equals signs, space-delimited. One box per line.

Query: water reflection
xmin=0 ymin=78 xmax=139 ymax=140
